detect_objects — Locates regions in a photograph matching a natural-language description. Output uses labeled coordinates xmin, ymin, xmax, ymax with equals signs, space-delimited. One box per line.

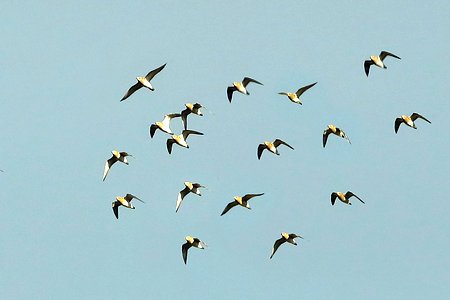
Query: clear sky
xmin=2 ymin=1 xmax=450 ymax=299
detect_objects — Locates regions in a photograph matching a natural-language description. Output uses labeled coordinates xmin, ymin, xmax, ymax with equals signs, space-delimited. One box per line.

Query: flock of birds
xmin=101 ymin=51 xmax=431 ymax=264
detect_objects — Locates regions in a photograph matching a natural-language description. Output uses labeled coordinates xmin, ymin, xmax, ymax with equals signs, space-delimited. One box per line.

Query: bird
xmin=120 ymin=63 xmax=166 ymax=101
xmin=227 ymin=77 xmax=263 ymax=103
xmin=270 ymin=232 xmax=303 ymax=259
xmin=331 ymin=191 xmax=365 ymax=205
xmin=257 ymin=139 xmax=294 ymax=160
xmin=166 ymin=130 xmax=203 ymax=154
xmin=395 ymin=113 xmax=431 ymax=133
xmin=278 ymin=82 xmax=317 ymax=105
xmin=112 ymin=194 xmax=144 ymax=219
xmin=182 ymin=236 xmax=206 ymax=264
xmin=181 ymin=103 xmax=204 ymax=130
xmin=103 ymin=151 xmax=132 ymax=181
xmin=323 ymin=124 xmax=351 ymax=147
xmin=149 ymin=113 xmax=181 ymax=138
xmin=364 ymin=51 xmax=401 ymax=76
xmin=176 ymin=181 xmax=205 ymax=212
xmin=221 ymin=193 xmax=264 ymax=216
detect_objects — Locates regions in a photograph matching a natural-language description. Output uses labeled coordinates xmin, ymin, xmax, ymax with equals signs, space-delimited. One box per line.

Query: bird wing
xmin=112 ymin=202 xmax=119 ymax=219
xmin=149 ymin=124 xmax=159 ymax=138
xmin=257 ymin=144 xmax=266 ymax=160
xmin=394 ymin=117 xmax=403 ymax=134
xmin=336 ymin=128 xmax=351 ymax=144
xmin=181 ymin=108 xmax=190 ymax=130
xmin=182 ymin=242 xmax=191 ymax=264
xmin=410 ymin=113 xmax=431 ymax=124
xmin=270 ymin=238 xmax=286 ymax=259
xmin=182 ymin=130 xmax=204 ymax=139
xmin=242 ymin=193 xmax=264 ymax=202
xmin=145 ymin=63 xmax=166 ymax=81
xmin=125 ymin=194 xmax=144 ymax=203
xmin=120 ymin=82 xmax=142 ymax=102
xmin=220 ymin=201 xmax=239 ymax=216
xmin=364 ymin=60 xmax=373 ymax=77
xmin=193 ymin=103 xmax=203 ymax=109
xmin=323 ymin=128 xmax=332 ymax=148
xmin=345 ymin=191 xmax=365 ymax=204
xmin=290 ymin=233 xmax=303 ymax=239
xmin=227 ymin=86 xmax=236 ymax=103
xmin=379 ymin=51 xmax=401 ymax=61
xmin=166 ymin=139 xmax=175 ymax=154
xmin=278 ymin=92 xmax=289 ymax=96
xmin=242 ymin=77 xmax=263 ymax=87
xmin=176 ymin=186 xmax=190 ymax=212
xmin=331 ymin=192 xmax=338 ymax=205
xmin=295 ymin=82 xmax=317 ymax=97
xmin=102 ymin=157 xmax=116 ymax=181
xmin=273 ymin=139 xmax=294 ymax=150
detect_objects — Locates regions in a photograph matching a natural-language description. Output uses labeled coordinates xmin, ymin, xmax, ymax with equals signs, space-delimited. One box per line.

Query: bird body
xmin=221 ymin=193 xmax=264 ymax=216
xmin=395 ymin=113 xmax=431 ymax=133
xmin=120 ymin=63 xmax=166 ymax=101
xmin=182 ymin=236 xmax=206 ymax=264
xmin=176 ymin=181 xmax=205 ymax=212
xmin=181 ymin=103 xmax=204 ymax=130
xmin=227 ymin=77 xmax=263 ymax=102
xmin=112 ymin=194 xmax=144 ymax=219
xmin=103 ymin=151 xmax=132 ymax=181
xmin=331 ymin=191 xmax=364 ymax=205
xmin=364 ymin=51 xmax=400 ymax=76
xmin=257 ymin=139 xmax=294 ymax=160
xmin=323 ymin=124 xmax=351 ymax=147
xmin=270 ymin=232 xmax=303 ymax=259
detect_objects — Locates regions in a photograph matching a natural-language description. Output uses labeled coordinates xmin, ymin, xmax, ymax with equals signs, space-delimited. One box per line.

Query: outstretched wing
xmin=257 ymin=144 xmax=266 ymax=160
xmin=103 ymin=157 xmax=116 ymax=181
xmin=182 ymin=242 xmax=191 ymax=264
xmin=227 ymin=86 xmax=236 ymax=103
xmin=120 ymin=82 xmax=142 ymax=101
xmin=149 ymin=124 xmax=159 ymax=138
xmin=379 ymin=51 xmax=401 ymax=61
xmin=176 ymin=186 xmax=190 ymax=212
xmin=112 ymin=202 xmax=119 ymax=219
xmin=125 ymin=194 xmax=144 ymax=203
xmin=181 ymin=108 xmax=190 ymax=130
xmin=296 ymin=82 xmax=317 ymax=97
xmin=364 ymin=60 xmax=373 ymax=77
xmin=242 ymin=193 xmax=264 ymax=202
xmin=345 ymin=191 xmax=365 ymax=204
xmin=182 ymin=130 xmax=204 ymax=140
xmin=220 ymin=201 xmax=239 ymax=216
xmin=270 ymin=238 xmax=286 ymax=259
xmin=145 ymin=63 xmax=166 ymax=81
xmin=410 ymin=113 xmax=431 ymax=124
xmin=331 ymin=192 xmax=338 ymax=205
xmin=242 ymin=77 xmax=263 ymax=87
xmin=166 ymin=139 xmax=175 ymax=154
xmin=323 ymin=128 xmax=332 ymax=148
xmin=273 ymin=139 xmax=294 ymax=150
xmin=394 ymin=117 xmax=403 ymax=134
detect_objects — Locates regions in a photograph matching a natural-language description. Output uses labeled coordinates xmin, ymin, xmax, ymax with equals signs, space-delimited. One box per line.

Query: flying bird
xmin=149 ymin=113 xmax=181 ymax=138
xmin=257 ymin=139 xmax=294 ymax=160
xmin=181 ymin=103 xmax=204 ymax=130
xmin=112 ymin=194 xmax=144 ymax=219
xmin=176 ymin=181 xmax=205 ymax=212
xmin=166 ymin=130 xmax=203 ymax=154
xmin=120 ymin=63 xmax=166 ymax=101
xmin=323 ymin=124 xmax=351 ymax=147
xmin=364 ymin=51 xmax=401 ymax=76
xmin=221 ymin=193 xmax=264 ymax=216
xmin=227 ymin=77 xmax=263 ymax=103
xmin=278 ymin=82 xmax=317 ymax=105
xmin=395 ymin=113 xmax=431 ymax=133
xmin=331 ymin=191 xmax=365 ymax=205
xmin=270 ymin=232 xmax=303 ymax=259
xmin=182 ymin=236 xmax=206 ymax=265
xmin=103 ymin=151 xmax=132 ymax=181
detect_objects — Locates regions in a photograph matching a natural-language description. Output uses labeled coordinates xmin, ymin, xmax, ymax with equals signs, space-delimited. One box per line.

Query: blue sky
xmin=1 ymin=1 xmax=449 ymax=299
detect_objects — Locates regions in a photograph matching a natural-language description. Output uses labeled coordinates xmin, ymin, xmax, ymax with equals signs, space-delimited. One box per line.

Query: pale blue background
xmin=1 ymin=1 xmax=449 ymax=299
